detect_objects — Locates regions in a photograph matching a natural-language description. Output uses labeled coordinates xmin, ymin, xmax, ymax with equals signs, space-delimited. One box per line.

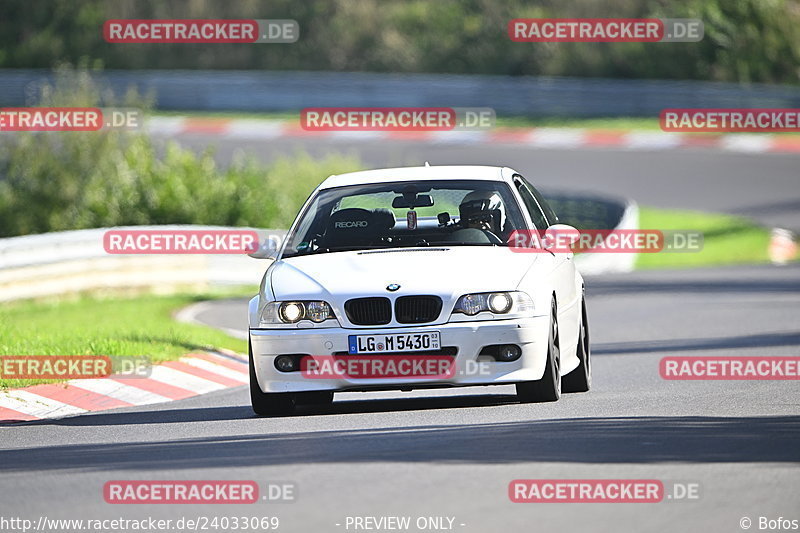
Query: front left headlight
xmin=451 ymin=291 xmax=534 ymax=320
xmin=260 ymin=300 xmax=337 ymax=327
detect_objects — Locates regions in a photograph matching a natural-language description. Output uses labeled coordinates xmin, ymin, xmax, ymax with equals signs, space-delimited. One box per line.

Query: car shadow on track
xmin=2 ymin=414 xmax=799 ymax=471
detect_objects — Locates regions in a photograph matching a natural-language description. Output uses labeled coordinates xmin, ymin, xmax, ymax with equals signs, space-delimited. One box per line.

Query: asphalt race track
xmin=2 ymin=140 xmax=799 ymax=532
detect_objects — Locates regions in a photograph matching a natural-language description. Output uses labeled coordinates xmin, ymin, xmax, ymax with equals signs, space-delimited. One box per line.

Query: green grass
xmin=154 ymin=110 xmax=301 ymax=122
xmin=636 ymin=207 xmax=772 ymax=269
xmin=0 ymin=290 xmax=252 ymax=390
xmin=494 ymin=116 xmax=661 ymax=130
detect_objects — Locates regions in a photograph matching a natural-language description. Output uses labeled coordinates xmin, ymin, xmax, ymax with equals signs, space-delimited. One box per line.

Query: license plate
xmin=348 ymin=332 xmax=441 ymax=354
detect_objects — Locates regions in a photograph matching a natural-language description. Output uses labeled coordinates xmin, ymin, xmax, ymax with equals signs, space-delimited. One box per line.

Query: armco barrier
xmin=2 ymin=69 xmax=800 ymax=117
xmin=0 ymin=194 xmax=634 ymax=302
xmin=0 ymin=226 xmax=286 ymax=302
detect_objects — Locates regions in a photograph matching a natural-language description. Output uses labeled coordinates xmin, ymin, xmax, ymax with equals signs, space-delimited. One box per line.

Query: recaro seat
xmin=323 ymin=208 xmax=379 ymax=250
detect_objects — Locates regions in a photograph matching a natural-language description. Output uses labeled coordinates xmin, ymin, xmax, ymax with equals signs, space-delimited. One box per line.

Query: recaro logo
xmin=335 ymin=221 xmax=368 ymax=228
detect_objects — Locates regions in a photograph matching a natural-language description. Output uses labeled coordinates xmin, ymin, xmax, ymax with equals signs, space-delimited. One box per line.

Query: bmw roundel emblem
xmin=386 ymin=283 xmax=401 ymax=292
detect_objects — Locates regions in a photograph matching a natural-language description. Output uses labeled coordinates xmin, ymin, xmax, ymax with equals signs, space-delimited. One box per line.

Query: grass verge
xmin=0 ymin=290 xmax=252 ymax=390
xmin=636 ymin=207 xmax=772 ymax=269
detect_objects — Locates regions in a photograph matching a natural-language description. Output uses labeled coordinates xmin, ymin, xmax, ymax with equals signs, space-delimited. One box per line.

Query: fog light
xmin=275 ymin=355 xmax=298 ymax=372
xmin=497 ymin=344 xmax=521 ymax=362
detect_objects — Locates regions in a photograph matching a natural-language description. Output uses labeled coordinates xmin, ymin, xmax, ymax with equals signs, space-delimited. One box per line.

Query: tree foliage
xmin=0 ymin=0 xmax=797 ymax=83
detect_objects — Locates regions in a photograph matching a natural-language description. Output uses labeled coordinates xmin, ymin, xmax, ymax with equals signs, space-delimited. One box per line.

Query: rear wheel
xmin=516 ymin=298 xmax=561 ymax=403
xmin=249 ymin=341 xmax=296 ymax=416
xmin=562 ymin=295 xmax=591 ymax=393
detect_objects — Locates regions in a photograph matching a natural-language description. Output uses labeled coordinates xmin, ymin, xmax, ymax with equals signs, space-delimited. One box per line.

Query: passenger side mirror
xmin=544 ymin=224 xmax=581 ymax=250
xmin=248 ymin=235 xmax=281 ymax=259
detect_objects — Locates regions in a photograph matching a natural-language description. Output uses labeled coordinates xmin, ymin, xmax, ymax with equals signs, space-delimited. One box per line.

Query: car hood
xmin=268 ymin=247 xmax=541 ymax=303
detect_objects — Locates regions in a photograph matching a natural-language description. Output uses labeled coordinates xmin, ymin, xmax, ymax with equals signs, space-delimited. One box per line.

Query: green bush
xmin=0 ymin=67 xmax=361 ymax=237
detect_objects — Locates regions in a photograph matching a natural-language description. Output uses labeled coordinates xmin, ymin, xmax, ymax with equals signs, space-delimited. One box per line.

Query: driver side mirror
xmin=248 ymin=235 xmax=282 ymax=260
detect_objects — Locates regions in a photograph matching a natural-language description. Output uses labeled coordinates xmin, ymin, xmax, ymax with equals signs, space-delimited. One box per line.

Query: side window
xmin=515 ymin=181 xmax=548 ymax=230
xmin=523 ymin=177 xmax=559 ymax=225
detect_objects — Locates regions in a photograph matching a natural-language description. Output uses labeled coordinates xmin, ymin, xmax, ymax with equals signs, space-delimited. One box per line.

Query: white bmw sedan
xmin=248 ymin=165 xmax=591 ymax=415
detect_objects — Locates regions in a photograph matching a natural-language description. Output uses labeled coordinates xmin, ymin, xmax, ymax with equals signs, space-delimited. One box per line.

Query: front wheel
xmin=249 ymin=341 xmax=296 ymax=416
xmin=295 ymin=391 xmax=334 ymax=406
xmin=562 ymin=295 xmax=591 ymax=393
xmin=516 ymin=298 xmax=561 ymax=403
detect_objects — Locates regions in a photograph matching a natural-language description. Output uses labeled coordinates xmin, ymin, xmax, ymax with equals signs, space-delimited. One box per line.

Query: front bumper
xmin=249 ymin=317 xmax=550 ymax=393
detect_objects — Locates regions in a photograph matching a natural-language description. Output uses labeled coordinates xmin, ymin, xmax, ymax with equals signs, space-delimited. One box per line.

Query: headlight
xmin=488 ymin=292 xmax=512 ymax=314
xmin=260 ymin=301 xmax=336 ymax=326
xmin=305 ymin=301 xmax=333 ymax=323
xmin=279 ymin=302 xmax=305 ymax=323
xmin=452 ymin=291 xmax=533 ymax=319
xmin=457 ymin=294 xmax=485 ymax=316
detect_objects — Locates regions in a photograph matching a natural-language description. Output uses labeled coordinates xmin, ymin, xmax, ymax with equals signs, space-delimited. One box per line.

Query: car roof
xmin=318 ymin=165 xmax=516 ymax=190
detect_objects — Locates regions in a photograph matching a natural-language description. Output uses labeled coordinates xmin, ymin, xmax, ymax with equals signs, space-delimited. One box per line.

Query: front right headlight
xmin=451 ymin=291 xmax=534 ymax=321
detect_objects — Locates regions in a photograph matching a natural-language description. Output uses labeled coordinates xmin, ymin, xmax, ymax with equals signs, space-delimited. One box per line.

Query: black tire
xmin=295 ymin=391 xmax=335 ymax=406
xmin=516 ymin=298 xmax=561 ymax=403
xmin=249 ymin=340 xmax=296 ymax=416
xmin=562 ymin=295 xmax=591 ymax=393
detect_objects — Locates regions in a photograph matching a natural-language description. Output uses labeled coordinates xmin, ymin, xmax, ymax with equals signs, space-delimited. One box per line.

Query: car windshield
xmin=282 ymin=179 xmax=528 ymax=258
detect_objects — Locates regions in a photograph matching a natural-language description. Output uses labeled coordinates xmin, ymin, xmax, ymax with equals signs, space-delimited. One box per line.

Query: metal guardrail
xmin=2 ymin=69 xmax=799 ymax=117
xmin=0 ymin=226 xmax=286 ymax=302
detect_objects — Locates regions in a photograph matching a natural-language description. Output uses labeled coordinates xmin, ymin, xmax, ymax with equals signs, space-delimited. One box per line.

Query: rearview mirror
xmin=392 ymin=194 xmax=434 ymax=209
